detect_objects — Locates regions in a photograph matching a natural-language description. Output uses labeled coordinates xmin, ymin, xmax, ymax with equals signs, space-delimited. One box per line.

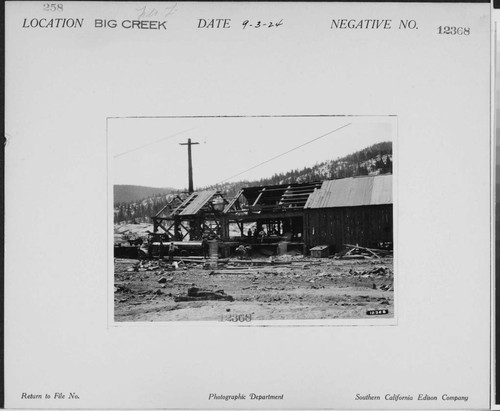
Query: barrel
xmin=208 ymin=240 xmax=219 ymax=258
xmin=277 ymin=241 xmax=289 ymax=255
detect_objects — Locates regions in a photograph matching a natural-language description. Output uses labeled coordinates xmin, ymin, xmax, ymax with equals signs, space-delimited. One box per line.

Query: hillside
xmin=114 ymin=141 xmax=392 ymax=224
xmin=114 ymin=185 xmax=175 ymax=204
xmin=204 ymin=141 xmax=393 ymax=198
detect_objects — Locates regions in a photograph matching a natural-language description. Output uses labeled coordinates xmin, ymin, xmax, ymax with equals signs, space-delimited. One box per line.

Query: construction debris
xmin=174 ymin=287 xmax=234 ymax=302
xmin=342 ymin=244 xmax=392 ymax=259
xmin=114 ymin=249 xmax=394 ymax=321
xmin=349 ymin=266 xmax=391 ymax=276
xmin=209 ymin=270 xmax=260 ymax=275
xmin=310 ymin=245 xmax=330 ymax=258
xmin=114 ymin=285 xmax=132 ymax=293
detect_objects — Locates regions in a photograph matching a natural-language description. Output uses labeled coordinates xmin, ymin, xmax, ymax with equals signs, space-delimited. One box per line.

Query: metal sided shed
xmin=303 ymin=174 xmax=393 ymax=251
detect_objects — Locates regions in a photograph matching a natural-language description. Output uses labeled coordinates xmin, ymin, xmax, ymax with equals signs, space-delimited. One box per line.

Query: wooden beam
xmin=178 ymin=222 xmax=190 ymax=234
xmin=252 ymin=188 xmax=266 ymax=207
xmin=228 ymin=211 xmax=304 ymax=222
xmin=281 ymin=193 xmax=312 ymax=197
xmin=282 ymin=189 xmax=317 ymax=194
xmin=223 ymin=189 xmax=244 ymax=213
xmin=172 ymin=193 xmax=196 ymax=215
xmin=154 ymin=195 xmax=182 ymax=217
xmin=151 ymin=220 xmax=175 ymax=237
xmin=344 ymin=244 xmax=382 ymax=259
xmin=257 ymin=184 xmax=320 ymax=193
xmin=162 ymin=221 xmax=175 ymax=232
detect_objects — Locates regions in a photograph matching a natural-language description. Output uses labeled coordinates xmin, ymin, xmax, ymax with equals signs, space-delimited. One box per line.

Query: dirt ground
xmin=114 ymin=255 xmax=394 ymax=322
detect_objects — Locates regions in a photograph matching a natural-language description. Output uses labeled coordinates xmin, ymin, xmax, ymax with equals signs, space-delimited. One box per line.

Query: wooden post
xmin=179 ymin=138 xmax=200 ymax=193
xmin=174 ymin=219 xmax=181 ymax=241
xmin=220 ymin=216 xmax=230 ymax=241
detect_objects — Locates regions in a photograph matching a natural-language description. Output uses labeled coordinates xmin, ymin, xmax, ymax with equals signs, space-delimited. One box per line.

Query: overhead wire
xmin=113 ymin=126 xmax=197 ymax=158
xmin=218 ymin=122 xmax=352 ymax=183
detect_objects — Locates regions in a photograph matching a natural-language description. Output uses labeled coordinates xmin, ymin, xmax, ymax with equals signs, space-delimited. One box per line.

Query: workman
xmin=259 ymin=230 xmax=265 ymax=243
xmin=168 ymin=242 xmax=176 ymax=263
xmin=201 ymin=237 xmax=209 ymax=259
xmin=159 ymin=238 xmax=164 ymax=260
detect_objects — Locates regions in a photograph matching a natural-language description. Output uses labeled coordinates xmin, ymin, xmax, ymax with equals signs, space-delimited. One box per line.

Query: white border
xmin=491 ymin=12 xmax=497 ymax=411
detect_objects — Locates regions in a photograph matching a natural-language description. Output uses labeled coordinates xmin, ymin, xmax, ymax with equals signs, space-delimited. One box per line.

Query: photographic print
xmin=5 ymin=0 xmax=492 ymax=408
xmin=110 ymin=115 xmax=395 ymax=322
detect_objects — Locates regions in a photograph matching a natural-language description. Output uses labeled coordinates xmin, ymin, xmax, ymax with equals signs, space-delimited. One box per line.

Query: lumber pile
xmin=340 ymin=244 xmax=392 ymax=259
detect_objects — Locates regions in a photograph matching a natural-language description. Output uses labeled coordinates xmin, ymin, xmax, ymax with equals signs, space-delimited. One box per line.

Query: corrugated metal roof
xmin=179 ymin=190 xmax=218 ymax=215
xmin=304 ymin=175 xmax=392 ymax=208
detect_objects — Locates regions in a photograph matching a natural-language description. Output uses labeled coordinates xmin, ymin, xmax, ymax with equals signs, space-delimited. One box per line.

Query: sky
xmin=109 ymin=116 xmax=394 ymax=189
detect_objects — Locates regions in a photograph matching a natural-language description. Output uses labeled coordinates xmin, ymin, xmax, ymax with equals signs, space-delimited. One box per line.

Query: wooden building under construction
xmin=222 ymin=181 xmax=322 ymax=244
xmin=152 ymin=190 xmax=227 ymax=241
xmin=150 ymin=174 xmax=393 ymax=255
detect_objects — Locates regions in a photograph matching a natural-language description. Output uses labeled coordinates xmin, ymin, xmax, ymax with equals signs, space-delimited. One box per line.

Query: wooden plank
xmin=228 ymin=211 xmax=305 ymax=221
xmin=171 ymin=193 xmax=195 ymax=215
xmin=154 ymin=195 xmax=182 ymax=218
xmin=252 ymin=188 xmax=266 ymax=206
xmin=180 ymin=191 xmax=218 ymax=216
xmin=344 ymin=243 xmax=382 ymax=258
xmin=209 ymin=270 xmax=263 ymax=275
xmin=281 ymin=193 xmax=312 ymax=198
xmin=261 ymin=184 xmax=320 ymax=193
xmin=223 ymin=189 xmax=244 ymax=213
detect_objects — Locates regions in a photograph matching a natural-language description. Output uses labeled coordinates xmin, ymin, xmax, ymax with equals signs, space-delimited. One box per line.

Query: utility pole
xmin=179 ymin=138 xmax=199 ymax=193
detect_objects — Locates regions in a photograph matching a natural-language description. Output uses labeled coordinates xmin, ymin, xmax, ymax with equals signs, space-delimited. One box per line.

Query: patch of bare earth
xmin=114 ymin=256 xmax=394 ymax=322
